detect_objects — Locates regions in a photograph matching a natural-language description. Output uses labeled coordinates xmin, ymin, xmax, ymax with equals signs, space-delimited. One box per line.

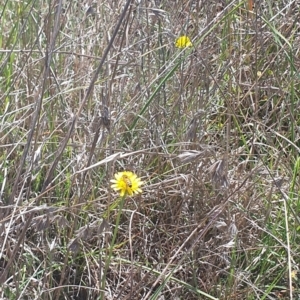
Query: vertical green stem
xmin=100 ymin=195 xmax=126 ymax=299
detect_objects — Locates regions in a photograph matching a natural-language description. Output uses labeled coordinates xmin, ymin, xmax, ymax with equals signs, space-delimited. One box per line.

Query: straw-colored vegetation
xmin=1 ymin=0 xmax=300 ymax=299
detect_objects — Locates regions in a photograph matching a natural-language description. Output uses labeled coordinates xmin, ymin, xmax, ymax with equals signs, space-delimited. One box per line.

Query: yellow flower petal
xmin=175 ymin=36 xmax=193 ymax=48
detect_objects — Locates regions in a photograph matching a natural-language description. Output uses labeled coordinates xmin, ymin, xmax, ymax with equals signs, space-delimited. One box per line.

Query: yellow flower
xmin=175 ymin=35 xmax=193 ymax=48
xmin=110 ymin=171 xmax=143 ymax=197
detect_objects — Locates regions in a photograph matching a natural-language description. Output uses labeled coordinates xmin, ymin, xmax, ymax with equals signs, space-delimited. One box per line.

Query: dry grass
xmin=1 ymin=0 xmax=300 ymax=299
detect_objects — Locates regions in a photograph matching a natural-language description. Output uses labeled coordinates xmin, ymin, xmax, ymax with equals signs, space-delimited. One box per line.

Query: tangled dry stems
xmin=1 ymin=0 xmax=300 ymax=299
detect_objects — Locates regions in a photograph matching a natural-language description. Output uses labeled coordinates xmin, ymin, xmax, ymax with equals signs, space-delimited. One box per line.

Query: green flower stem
xmin=103 ymin=196 xmax=123 ymax=219
xmin=100 ymin=194 xmax=126 ymax=299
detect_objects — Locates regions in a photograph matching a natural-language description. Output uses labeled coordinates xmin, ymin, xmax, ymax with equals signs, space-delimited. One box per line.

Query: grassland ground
xmin=0 ymin=0 xmax=300 ymax=299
